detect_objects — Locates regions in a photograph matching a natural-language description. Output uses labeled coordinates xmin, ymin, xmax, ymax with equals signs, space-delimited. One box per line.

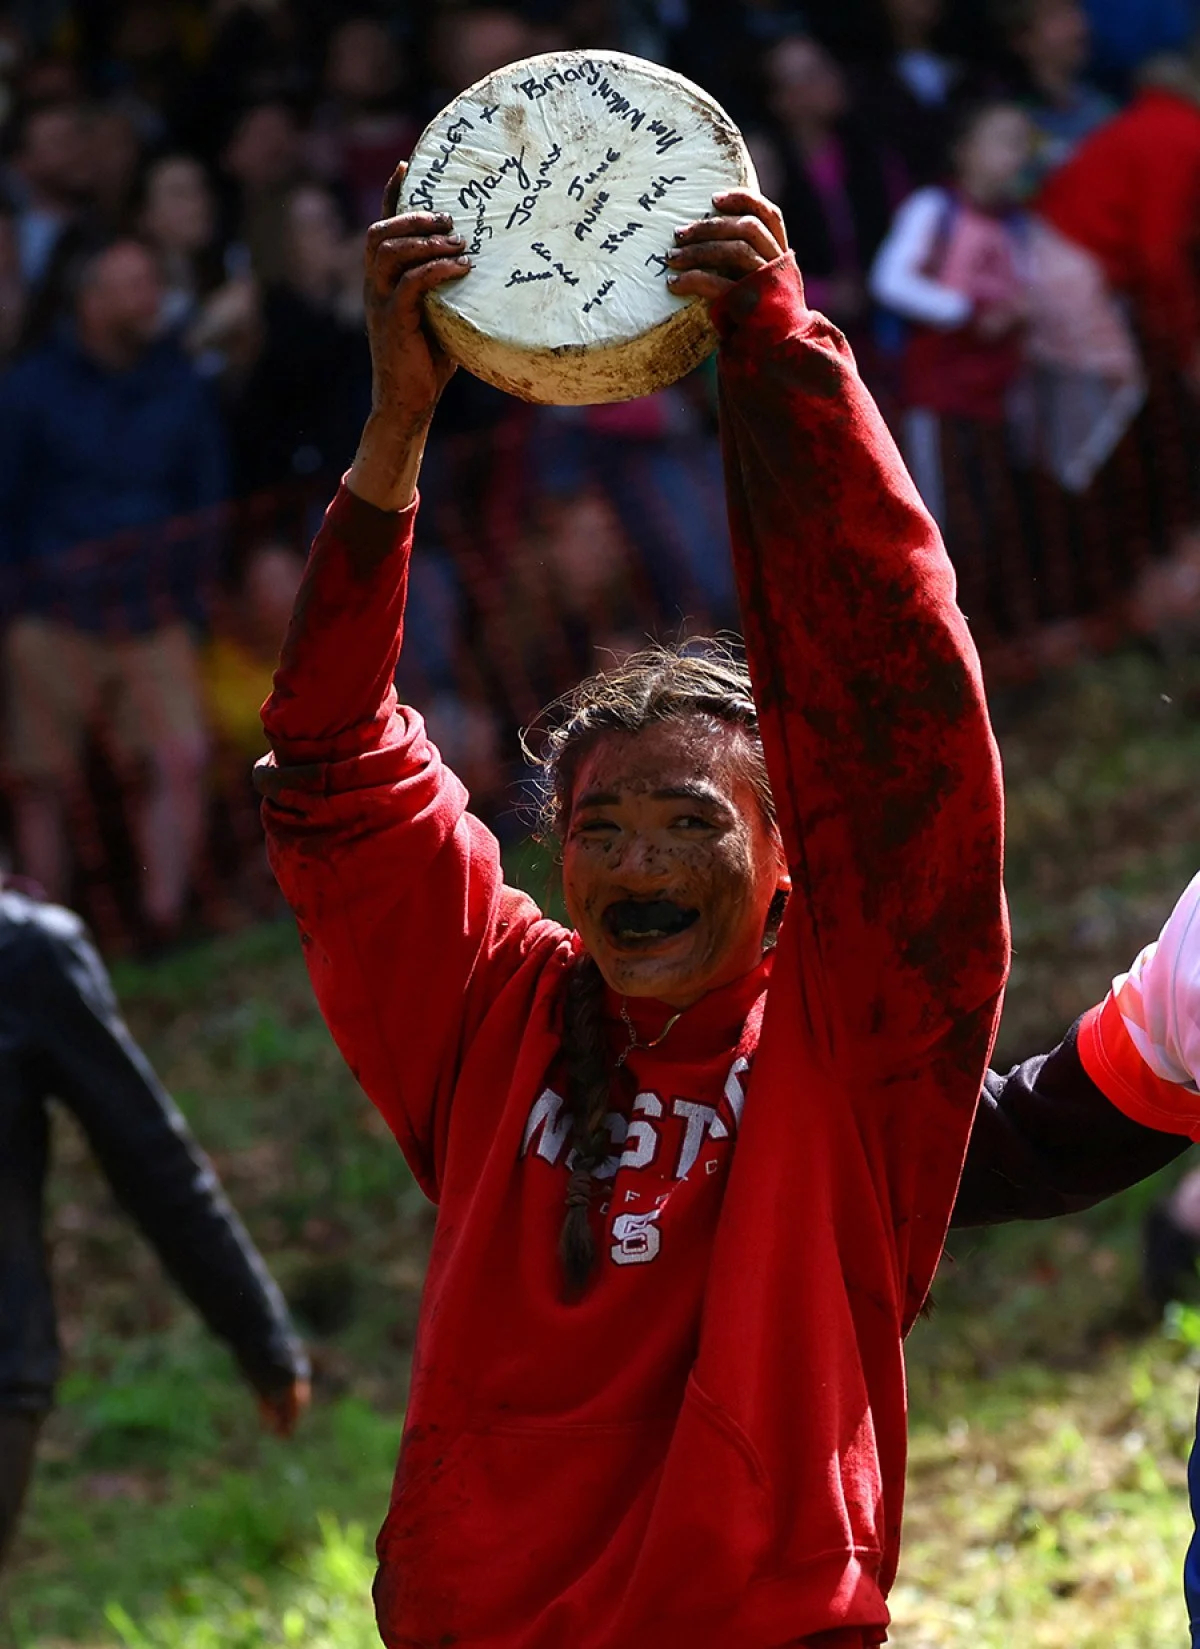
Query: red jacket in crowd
xmin=1037 ymin=86 xmax=1200 ymax=365
xmin=257 ymin=256 xmax=1009 ymax=1648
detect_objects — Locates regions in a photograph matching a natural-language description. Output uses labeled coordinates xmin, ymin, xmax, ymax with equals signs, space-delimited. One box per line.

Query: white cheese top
xmin=397 ymin=51 xmax=755 ymax=405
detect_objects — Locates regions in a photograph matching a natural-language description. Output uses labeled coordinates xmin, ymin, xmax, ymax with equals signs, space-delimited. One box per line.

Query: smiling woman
xmin=256 ymin=162 xmax=1009 ymax=1649
xmin=529 ymin=642 xmax=791 ymax=1292
xmin=539 ymin=646 xmax=787 ymax=1005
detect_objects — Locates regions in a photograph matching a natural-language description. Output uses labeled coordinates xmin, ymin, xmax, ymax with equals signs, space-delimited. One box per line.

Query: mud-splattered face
xmin=562 ymin=718 xmax=789 ymax=1007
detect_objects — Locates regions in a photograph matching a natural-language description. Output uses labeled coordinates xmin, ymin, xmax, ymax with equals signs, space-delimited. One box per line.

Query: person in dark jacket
xmin=0 ymin=885 xmax=308 ymax=1571
xmin=956 ymin=1015 xmax=1188 ymax=1230
xmin=228 ymin=180 xmax=370 ymax=503
xmin=752 ymin=32 xmax=900 ymax=341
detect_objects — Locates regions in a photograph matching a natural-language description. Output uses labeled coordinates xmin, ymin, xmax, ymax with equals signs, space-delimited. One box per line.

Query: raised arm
xmin=669 ymin=192 xmax=1009 ymax=1316
xmin=257 ymin=167 xmax=557 ymax=1199
xmin=672 ymin=191 xmax=1008 ymax=1066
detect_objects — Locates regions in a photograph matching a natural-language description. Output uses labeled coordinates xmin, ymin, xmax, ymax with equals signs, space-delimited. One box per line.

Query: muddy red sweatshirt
xmin=257 ymin=254 xmax=1009 ymax=1649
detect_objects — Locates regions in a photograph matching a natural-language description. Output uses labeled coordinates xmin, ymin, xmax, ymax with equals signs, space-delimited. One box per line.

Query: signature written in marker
xmin=637 ymin=174 xmax=687 ymax=213
xmin=409 ymin=115 xmax=475 ymax=211
xmin=467 ymin=200 xmax=494 ymax=254
xmin=505 ymin=142 xmax=565 ymax=230
xmin=567 ymin=148 xmax=621 ymax=202
xmin=582 ymin=278 xmax=615 ymax=314
xmin=531 ymin=241 xmax=580 ymax=286
xmin=599 ymin=220 xmax=645 ymax=254
xmin=647 ymin=117 xmax=685 ymax=154
xmin=573 ymin=190 xmax=612 ymax=241
xmin=456 ymin=145 xmax=531 ymax=214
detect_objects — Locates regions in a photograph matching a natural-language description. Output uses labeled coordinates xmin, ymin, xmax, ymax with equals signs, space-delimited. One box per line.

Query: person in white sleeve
xmin=1072 ymin=872 xmax=1200 ymax=1645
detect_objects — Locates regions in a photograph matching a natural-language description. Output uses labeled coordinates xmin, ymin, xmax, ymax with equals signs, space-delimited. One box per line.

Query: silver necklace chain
xmin=615 ymin=999 xmax=684 ymax=1069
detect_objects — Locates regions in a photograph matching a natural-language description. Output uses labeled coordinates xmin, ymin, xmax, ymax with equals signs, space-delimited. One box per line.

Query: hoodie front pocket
xmin=374 ymin=1415 xmax=671 ymax=1647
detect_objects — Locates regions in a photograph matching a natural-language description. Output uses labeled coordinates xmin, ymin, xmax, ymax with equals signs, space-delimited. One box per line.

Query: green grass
xmin=9 ymin=1337 xmax=394 ymax=1646
xmin=896 ymin=1343 xmax=1197 ymax=1647
xmin=3 ymin=645 xmax=1200 ymax=1647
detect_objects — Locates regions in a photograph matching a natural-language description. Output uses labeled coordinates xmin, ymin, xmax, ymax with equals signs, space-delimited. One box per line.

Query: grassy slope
xmin=3 ymin=647 xmax=1200 ymax=1647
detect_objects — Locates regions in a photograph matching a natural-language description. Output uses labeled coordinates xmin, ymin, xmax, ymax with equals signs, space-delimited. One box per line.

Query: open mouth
xmin=602 ymin=900 xmax=700 ymax=945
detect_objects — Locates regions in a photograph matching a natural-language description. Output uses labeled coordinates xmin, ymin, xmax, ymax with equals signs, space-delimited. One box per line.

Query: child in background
xmin=870 ymin=100 xmax=1035 ymax=634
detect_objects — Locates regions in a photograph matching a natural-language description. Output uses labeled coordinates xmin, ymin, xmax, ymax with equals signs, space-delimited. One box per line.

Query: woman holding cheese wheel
xmin=256 ymin=160 xmax=1009 ymax=1647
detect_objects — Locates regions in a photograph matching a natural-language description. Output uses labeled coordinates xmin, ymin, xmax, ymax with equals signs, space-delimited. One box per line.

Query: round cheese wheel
xmin=397 ymin=51 xmax=756 ymax=405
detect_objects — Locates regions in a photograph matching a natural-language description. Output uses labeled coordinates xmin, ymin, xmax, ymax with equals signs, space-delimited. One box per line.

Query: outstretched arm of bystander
xmin=20 ymin=897 xmax=308 ymax=1424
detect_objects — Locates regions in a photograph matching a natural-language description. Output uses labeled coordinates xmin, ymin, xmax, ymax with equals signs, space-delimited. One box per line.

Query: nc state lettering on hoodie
xmin=520 ymin=1056 xmax=751 ymax=1266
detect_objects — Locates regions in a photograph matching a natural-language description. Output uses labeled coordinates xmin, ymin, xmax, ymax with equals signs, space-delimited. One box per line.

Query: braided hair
xmin=526 ymin=640 xmax=784 ymax=1298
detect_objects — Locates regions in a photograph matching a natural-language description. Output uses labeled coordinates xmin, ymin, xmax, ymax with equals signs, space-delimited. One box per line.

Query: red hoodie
xmin=257 ymin=255 xmax=1009 ymax=1649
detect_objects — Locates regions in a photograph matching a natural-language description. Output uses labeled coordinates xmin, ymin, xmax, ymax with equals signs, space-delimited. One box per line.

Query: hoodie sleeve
xmin=713 ymin=253 xmax=1009 ymax=1318
xmin=256 ymin=483 xmax=558 ymax=1201
xmin=953 ymin=1023 xmax=1188 ymax=1227
xmin=955 ymin=872 xmax=1200 ymax=1226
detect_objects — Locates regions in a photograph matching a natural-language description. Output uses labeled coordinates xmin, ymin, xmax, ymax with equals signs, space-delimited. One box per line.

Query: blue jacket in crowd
xmin=1083 ymin=0 xmax=1199 ymax=88
xmin=0 ymin=333 xmax=229 ymax=633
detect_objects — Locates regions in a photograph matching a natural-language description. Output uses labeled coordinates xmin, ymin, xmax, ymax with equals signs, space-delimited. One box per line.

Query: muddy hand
xmin=257 ymin=1376 xmax=311 ymax=1439
xmin=665 ymin=190 xmax=789 ymax=303
xmin=349 ymin=162 xmax=471 ymax=510
xmin=364 ymin=160 xmax=471 ymax=422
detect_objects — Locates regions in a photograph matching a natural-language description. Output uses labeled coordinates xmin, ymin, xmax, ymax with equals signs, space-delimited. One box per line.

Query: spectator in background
xmin=203 ymin=540 xmax=305 ymax=764
xmin=870 ymin=100 xmax=1035 ymax=630
xmin=0 ymin=881 xmax=309 ymax=1572
xmin=14 ymin=54 xmax=83 ymax=111
xmin=849 ymin=0 xmax=969 ymax=190
xmin=0 ymin=238 xmax=227 ymax=944
xmin=0 ymin=201 xmax=27 ymax=359
xmin=138 ymin=151 xmax=257 ymax=376
xmin=668 ymin=0 xmax=811 ymax=129
xmin=139 ymin=151 xmax=226 ymax=334
xmin=753 ymin=32 xmax=897 ymax=340
xmin=1037 ymin=47 xmax=1200 ymax=390
xmin=7 ymin=100 xmax=91 ymax=285
xmin=94 ymin=0 xmax=195 ymax=150
xmin=229 ymin=180 xmax=369 ymax=501
xmin=189 ymin=0 xmax=311 ymax=133
xmin=86 ymin=101 xmax=143 ymax=230
xmin=530 ymin=385 xmax=739 ymax=639
xmin=996 ymin=0 xmax=1115 ymax=187
xmin=425 ymin=7 xmax=536 ymax=101
xmin=220 ymin=98 xmax=304 ymax=284
xmin=307 ymin=16 xmax=419 ymax=229
xmin=1081 ymin=0 xmax=1197 ymax=94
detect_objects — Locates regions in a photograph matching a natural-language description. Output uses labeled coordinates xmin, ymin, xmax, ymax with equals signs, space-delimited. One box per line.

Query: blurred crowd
xmin=0 ymin=0 xmax=1198 ymax=952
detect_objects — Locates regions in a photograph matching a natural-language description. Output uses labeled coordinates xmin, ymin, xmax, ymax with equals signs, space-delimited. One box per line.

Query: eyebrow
xmin=574 ymin=784 xmax=731 ymax=809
